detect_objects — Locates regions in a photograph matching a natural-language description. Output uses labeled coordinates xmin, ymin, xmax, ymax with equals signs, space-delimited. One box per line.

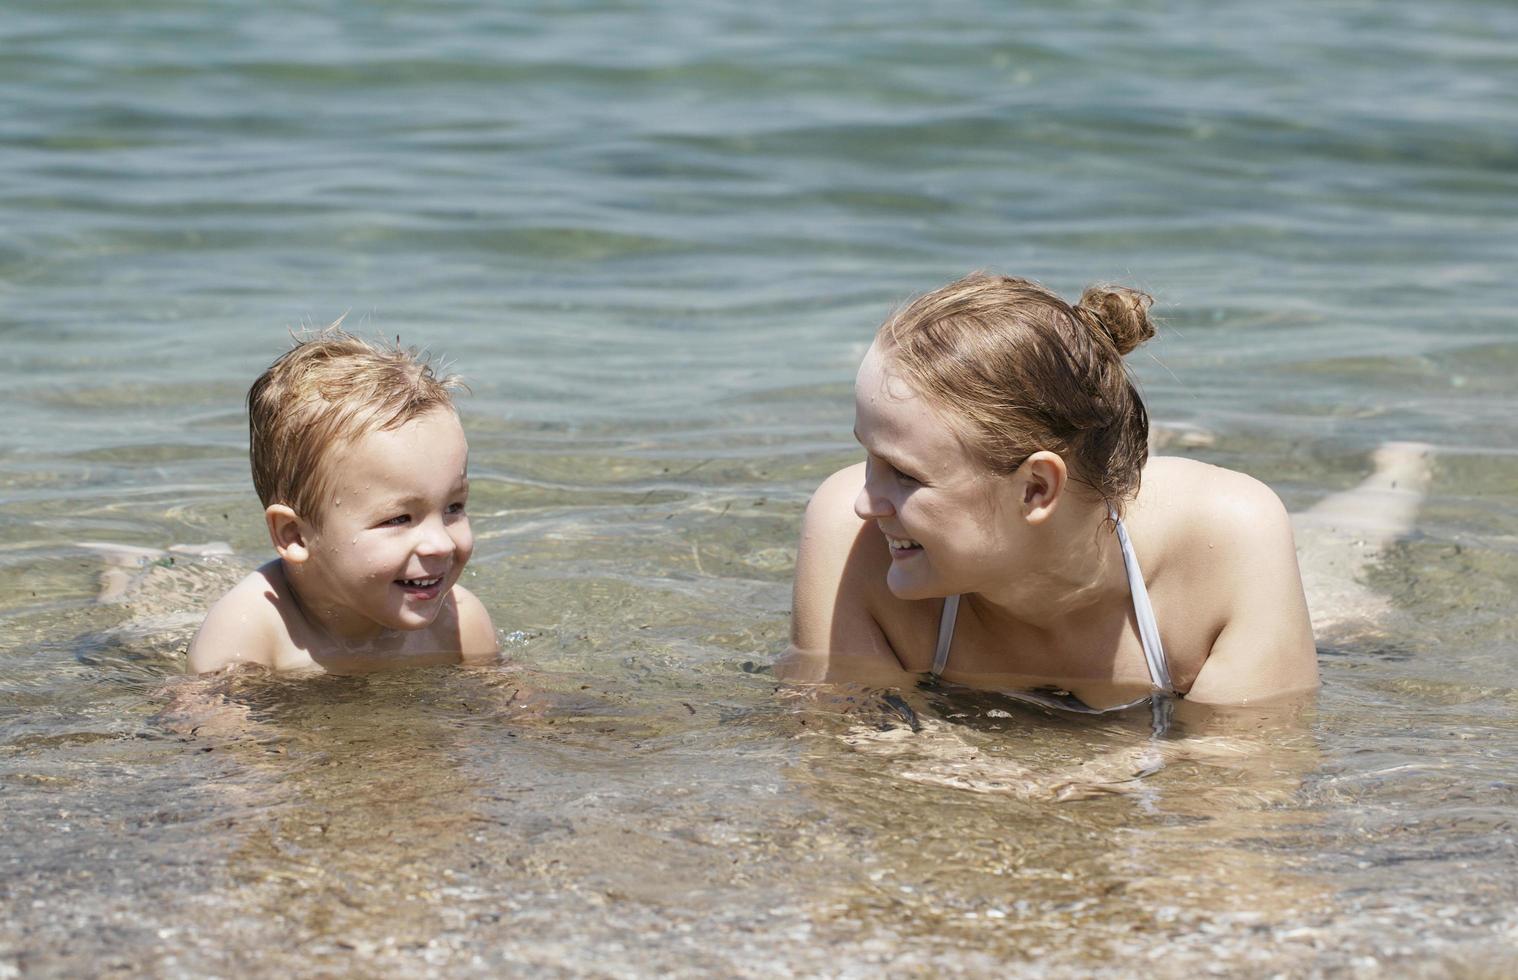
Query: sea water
xmin=2 ymin=0 xmax=1516 ymax=975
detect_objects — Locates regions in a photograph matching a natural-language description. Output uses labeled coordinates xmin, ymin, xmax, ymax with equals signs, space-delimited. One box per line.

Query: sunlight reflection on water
xmin=4 ymin=0 xmax=1518 ymax=974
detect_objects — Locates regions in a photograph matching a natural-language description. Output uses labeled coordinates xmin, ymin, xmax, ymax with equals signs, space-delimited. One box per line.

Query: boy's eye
xmin=380 ymin=514 xmax=411 ymax=527
xmin=446 ymin=501 xmax=466 ymax=516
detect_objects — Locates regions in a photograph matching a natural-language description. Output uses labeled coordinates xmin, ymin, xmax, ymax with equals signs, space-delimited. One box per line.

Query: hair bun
xmin=1076 ymin=285 xmax=1155 ymax=356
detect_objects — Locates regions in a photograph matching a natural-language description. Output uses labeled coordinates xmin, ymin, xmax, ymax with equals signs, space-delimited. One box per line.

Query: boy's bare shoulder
xmin=186 ymin=561 xmax=303 ymax=674
xmin=447 ymin=584 xmax=499 ymax=664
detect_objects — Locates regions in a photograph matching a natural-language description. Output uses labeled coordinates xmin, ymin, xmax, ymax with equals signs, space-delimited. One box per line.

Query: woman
xmin=788 ymin=272 xmax=1320 ymax=708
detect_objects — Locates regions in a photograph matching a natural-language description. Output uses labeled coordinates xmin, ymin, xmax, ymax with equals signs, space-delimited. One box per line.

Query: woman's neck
xmin=968 ymin=496 xmax=1130 ymax=634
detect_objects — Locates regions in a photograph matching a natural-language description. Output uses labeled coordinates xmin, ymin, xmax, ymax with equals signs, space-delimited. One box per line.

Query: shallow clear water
xmin=3 ymin=0 xmax=1517 ymax=975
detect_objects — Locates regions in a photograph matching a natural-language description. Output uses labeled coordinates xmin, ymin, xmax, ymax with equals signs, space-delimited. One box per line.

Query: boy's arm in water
xmin=1186 ymin=472 xmax=1319 ymax=705
xmin=156 ymin=672 xmax=260 ymax=738
xmin=186 ymin=563 xmax=287 ymax=674
xmin=451 ymin=584 xmax=500 ymax=665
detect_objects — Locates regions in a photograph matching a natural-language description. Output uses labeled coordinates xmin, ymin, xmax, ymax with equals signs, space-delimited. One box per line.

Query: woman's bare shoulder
xmin=1143 ymin=456 xmax=1292 ymax=541
xmin=790 ymin=462 xmax=918 ymax=673
xmin=1141 ymin=457 xmax=1316 ymax=703
xmin=1137 ymin=455 xmax=1300 ymax=635
xmin=794 ymin=462 xmax=886 ymax=614
xmin=799 ymin=462 xmax=866 ymax=543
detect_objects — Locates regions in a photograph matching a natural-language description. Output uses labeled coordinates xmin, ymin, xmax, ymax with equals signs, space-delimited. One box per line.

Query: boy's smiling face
xmin=289 ymin=406 xmax=474 ymax=641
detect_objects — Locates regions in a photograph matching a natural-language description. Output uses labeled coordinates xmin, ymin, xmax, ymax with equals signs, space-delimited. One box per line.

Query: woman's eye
xmin=868 ymin=454 xmax=922 ymax=487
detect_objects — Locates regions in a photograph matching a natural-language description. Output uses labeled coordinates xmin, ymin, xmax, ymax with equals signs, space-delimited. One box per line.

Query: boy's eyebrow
xmin=370 ymin=476 xmax=470 ymax=510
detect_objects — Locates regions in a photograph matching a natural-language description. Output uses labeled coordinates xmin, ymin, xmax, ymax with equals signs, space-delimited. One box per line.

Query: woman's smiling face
xmin=853 ymin=342 xmax=1024 ymax=600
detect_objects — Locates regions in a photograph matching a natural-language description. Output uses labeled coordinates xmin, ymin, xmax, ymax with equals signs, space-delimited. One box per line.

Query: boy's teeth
xmin=401 ymin=576 xmax=442 ymax=587
xmin=888 ymin=537 xmax=921 ymax=550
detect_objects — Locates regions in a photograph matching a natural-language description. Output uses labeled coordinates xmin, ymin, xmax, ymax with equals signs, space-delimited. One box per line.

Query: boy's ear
xmin=265 ymin=505 xmax=311 ymax=564
xmin=1020 ymin=451 xmax=1068 ymax=525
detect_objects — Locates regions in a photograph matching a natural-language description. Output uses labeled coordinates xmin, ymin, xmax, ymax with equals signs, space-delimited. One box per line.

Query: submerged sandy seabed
xmin=5 ymin=439 xmax=1511 ymax=976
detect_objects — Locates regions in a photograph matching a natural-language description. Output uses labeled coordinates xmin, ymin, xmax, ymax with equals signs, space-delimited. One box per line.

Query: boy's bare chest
xmin=277 ymin=617 xmax=462 ymax=674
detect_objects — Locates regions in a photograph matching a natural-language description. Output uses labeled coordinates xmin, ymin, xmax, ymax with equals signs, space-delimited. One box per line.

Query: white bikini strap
xmin=1112 ymin=511 xmax=1174 ymax=693
xmin=931 ymin=594 xmax=960 ymax=677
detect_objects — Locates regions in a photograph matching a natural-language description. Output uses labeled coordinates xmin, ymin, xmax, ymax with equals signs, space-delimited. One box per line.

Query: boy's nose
xmin=414 ymin=518 xmax=456 ymax=556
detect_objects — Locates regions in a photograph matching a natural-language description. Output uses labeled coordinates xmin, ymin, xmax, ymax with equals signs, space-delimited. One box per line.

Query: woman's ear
xmin=265 ymin=505 xmax=311 ymax=564
xmin=1020 ymin=451 xmax=1068 ymax=524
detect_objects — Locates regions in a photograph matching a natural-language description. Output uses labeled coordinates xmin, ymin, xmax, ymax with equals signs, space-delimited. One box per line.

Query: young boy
xmin=187 ymin=329 xmax=498 ymax=674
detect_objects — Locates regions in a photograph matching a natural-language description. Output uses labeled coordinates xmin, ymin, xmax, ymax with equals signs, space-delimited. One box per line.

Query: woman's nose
xmin=854 ymin=479 xmax=894 ymax=522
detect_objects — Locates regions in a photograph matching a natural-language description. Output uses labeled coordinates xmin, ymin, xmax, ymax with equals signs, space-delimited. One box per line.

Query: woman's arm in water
xmin=783 ymin=463 xmax=915 ymax=684
xmin=1185 ymin=473 xmax=1319 ymax=705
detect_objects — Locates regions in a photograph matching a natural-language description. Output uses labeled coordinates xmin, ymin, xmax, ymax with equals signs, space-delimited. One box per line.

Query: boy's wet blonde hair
xmin=248 ymin=327 xmax=462 ymax=525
